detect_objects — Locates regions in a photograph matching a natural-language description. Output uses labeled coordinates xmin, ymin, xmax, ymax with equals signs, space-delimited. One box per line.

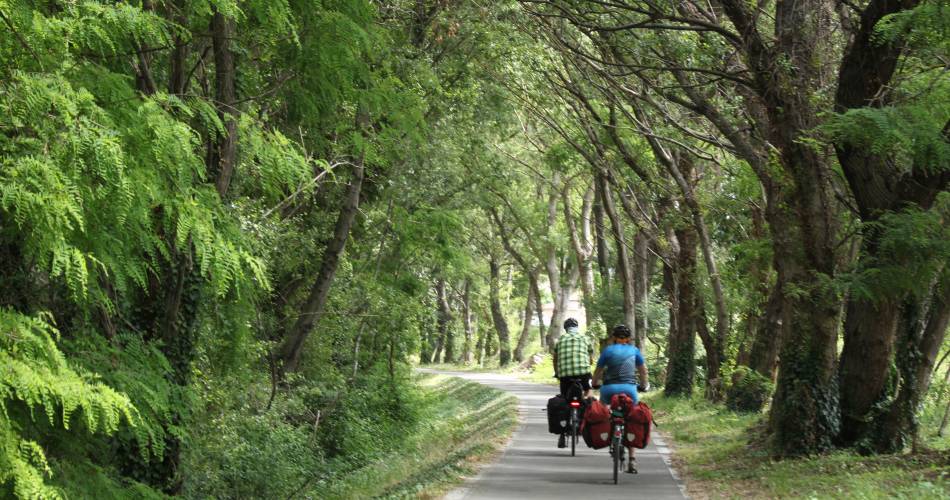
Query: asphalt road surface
xmin=424 ymin=370 xmax=687 ymax=500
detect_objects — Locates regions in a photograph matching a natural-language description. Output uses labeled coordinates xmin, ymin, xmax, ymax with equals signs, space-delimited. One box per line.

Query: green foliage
xmin=0 ymin=310 xmax=141 ymax=499
xmin=726 ymin=366 xmax=774 ymax=413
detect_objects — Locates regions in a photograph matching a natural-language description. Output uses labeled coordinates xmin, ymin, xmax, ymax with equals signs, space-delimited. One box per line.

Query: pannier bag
xmin=580 ymin=398 xmax=611 ymax=449
xmin=546 ymin=395 xmax=569 ymax=434
xmin=609 ymin=393 xmax=653 ymax=449
xmin=624 ymin=401 xmax=653 ymax=449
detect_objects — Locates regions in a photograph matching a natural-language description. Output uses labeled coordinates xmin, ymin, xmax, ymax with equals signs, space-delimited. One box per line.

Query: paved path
xmin=422 ymin=370 xmax=687 ymax=500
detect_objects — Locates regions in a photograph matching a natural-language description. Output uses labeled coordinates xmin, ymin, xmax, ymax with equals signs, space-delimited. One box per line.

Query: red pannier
xmin=610 ymin=393 xmax=653 ymax=449
xmin=580 ymin=398 xmax=611 ymax=449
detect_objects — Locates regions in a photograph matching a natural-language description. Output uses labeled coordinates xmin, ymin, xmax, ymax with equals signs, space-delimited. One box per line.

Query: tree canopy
xmin=0 ymin=0 xmax=948 ymax=497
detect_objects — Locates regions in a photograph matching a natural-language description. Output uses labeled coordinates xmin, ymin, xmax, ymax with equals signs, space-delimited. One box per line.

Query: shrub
xmin=726 ymin=366 xmax=774 ymax=413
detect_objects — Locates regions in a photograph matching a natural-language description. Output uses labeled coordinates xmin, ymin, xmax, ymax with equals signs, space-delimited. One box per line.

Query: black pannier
xmin=546 ymin=395 xmax=570 ymax=434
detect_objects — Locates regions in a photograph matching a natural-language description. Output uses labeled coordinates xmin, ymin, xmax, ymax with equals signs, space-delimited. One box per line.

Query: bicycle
xmin=609 ymin=401 xmax=628 ymax=484
xmin=604 ymin=384 xmax=649 ymax=484
xmin=564 ymin=381 xmax=585 ymax=457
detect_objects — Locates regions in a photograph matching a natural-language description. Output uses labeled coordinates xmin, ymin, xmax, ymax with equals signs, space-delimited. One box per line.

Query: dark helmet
xmin=612 ymin=324 xmax=632 ymax=338
xmin=563 ymin=317 xmax=578 ymax=329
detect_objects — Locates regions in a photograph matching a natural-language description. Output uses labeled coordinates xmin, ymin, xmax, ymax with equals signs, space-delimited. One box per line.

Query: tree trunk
xmin=489 ymin=254 xmax=512 ymax=366
xmin=514 ymin=281 xmax=536 ymax=362
xmin=748 ymin=283 xmax=785 ymax=380
xmin=462 ymin=279 xmax=474 ymax=364
xmin=443 ymin=289 xmax=456 ymax=364
xmin=597 ymin=172 xmax=637 ymax=348
xmin=766 ymin=206 xmax=841 ymax=456
xmin=475 ymin=320 xmax=486 ymax=366
xmin=167 ymin=1 xmax=189 ymax=95
xmin=695 ymin=294 xmax=723 ymax=400
xmin=938 ymin=365 xmax=950 ymax=437
xmin=870 ymin=275 xmax=950 ymax=452
xmin=534 ymin=277 xmax=547 ymax=348
xmin=210 ymin=9 xmax=237 ymax=199
xmin=593 ymin=180 xmax=611 ymax=296
xmin=431 ymin=277 xmax=453 ymax=364
xmin=633 ymin=231 xmax=650 ymax=346
xmin=544 ymin=174 xmax=564 ymax=346
xmin=278 ymin=160 xmax=364 ymax=375
xmin=664 ymin=223 xmax=698 ymax=396
xmin=564 ymin=182 xmax=596 ymax=330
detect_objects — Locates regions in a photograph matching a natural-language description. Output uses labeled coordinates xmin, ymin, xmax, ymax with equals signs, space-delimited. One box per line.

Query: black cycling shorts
xmin=559 ymin=374 xmax=592 ymax=398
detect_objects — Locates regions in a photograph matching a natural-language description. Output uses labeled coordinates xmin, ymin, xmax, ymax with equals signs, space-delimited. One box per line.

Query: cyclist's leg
xmin=578 ymin=373 xmax=592 ymax=399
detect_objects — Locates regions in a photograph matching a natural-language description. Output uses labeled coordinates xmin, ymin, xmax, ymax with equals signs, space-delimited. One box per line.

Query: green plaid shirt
xmin=555 ymin=328 xmax=593 ymax=377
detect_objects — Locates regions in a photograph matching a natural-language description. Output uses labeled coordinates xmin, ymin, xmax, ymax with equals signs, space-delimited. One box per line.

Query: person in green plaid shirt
xmin=552 ymin=317 xmax=593 ymax=448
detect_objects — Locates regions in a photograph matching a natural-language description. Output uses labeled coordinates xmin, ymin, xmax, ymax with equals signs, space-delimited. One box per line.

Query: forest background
xmin=0 ymin=0 xmax=948 ymax=498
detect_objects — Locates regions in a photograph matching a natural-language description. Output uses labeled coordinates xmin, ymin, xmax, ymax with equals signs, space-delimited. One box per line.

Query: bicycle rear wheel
xmin=612 ymin=435 xmax=621 ymax=484
xmin=570 ymin=410 xmax=577 ymax=456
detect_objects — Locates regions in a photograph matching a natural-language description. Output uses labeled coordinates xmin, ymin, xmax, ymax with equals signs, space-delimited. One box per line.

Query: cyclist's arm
xmin=592 ymin=366 xmax=604 ymax=388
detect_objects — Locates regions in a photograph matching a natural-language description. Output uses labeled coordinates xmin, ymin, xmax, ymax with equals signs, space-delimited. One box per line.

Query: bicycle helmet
xmin=611 ymin=324 xmax=632 ymax=338
xmin=563 ymin=317 xmax=578 ymax=329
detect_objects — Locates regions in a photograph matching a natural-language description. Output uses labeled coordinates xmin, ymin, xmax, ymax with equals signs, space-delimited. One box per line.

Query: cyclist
xmin=592 ymin=324 xmax=649 ymax=472
xmin=552 ymin=317 xmax=593 ymax=448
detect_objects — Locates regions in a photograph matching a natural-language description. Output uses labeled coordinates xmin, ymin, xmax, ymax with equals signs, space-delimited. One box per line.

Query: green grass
xmin=425 ymin=349 xmax=560 ymax=386
xmin=642 ymin=393 xmax=950 ymax=500
xmin=318 ymin=374 xmax=518 ymax=499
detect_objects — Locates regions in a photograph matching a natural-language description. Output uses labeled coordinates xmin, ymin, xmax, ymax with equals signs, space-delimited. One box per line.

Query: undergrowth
xmin=316 ymin=374 xmax=518 ymax=499
xmin=642 ymin=393 xmax=950 ymax=499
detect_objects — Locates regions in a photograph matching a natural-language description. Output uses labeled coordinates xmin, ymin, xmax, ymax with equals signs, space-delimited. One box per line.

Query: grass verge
xmin=642 ymin=393 xmax=950 ymax=500
xmin=425 ymin=353 xmax=559 ymax=387
xmin=320 ymin=374 xmax=518 ymax=499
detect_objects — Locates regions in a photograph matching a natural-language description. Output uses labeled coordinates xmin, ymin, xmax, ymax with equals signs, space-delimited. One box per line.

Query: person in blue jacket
xmin=592 ymin=324 xmax=649 ymax=472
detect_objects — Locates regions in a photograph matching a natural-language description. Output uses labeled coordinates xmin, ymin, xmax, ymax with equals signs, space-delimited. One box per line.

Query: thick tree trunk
xmin=870 ymin=276 xmax=950 ymax=452
xmin=278 ymin=160 xmax=364 ymax=375
xmin=597 ymin=172 xmax=638 ymax=348
xmin=210 ymin=10 xmax=237 ymax=198
xmin=831 ymin=0 xmax=948 ymax=448
xmin=837 ymin=290 xmax=900 ymax=443
xmin=514 ymin=282 xmax=536 ymax=362
xmin=664 ymin=224 xmax=698 ymax=396
xmin=489 ymin=254 xmax=512 ymax=366
xmin=462 ymin=279 xmax=474 ymax=364
xmin=748 ymin=283 xmax=785 ymax=380
xmin=766 ymin=202 xmax=841 ymax=456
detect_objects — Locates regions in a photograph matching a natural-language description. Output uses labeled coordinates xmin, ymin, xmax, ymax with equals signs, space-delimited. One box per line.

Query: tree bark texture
xmin=514 ymin=281 xmax=536 ymax=362
xmin=664 ymin=222 xmax=698 ymax=396
xmin=489 ymin=254 xmax=512 ymax=366
xmin=431 ymin=277 xmax=454 ymax=363
xmin=832 ymin=0 xmax=949 ymax=447
xmin=870 ymin=275 xmax=950 ymax=452
xmin=593 ymin=180 xmax=611 ymax=296
xmin=462 ymin=279 xmax=474 ymax=363
xmin=210 ymin=10 xmax=238 ymax=198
